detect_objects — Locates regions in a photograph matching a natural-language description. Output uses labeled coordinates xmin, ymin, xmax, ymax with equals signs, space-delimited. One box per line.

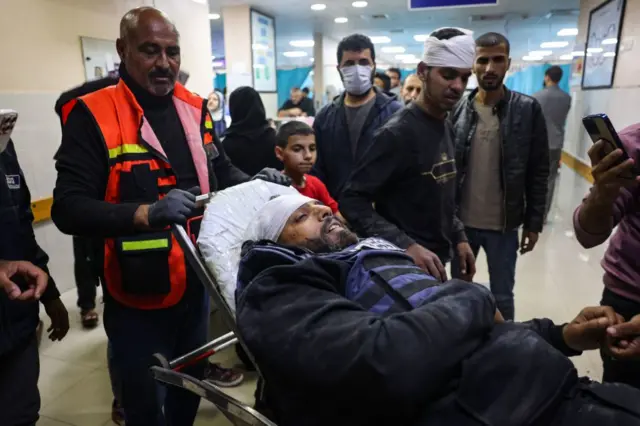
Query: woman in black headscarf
xmin=222 ymin=86 xmax=281 ymax=176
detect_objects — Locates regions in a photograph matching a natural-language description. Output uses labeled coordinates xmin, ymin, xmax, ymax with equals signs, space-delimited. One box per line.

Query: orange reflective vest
xmin=77 ymin=80 xmax=217 ymax=310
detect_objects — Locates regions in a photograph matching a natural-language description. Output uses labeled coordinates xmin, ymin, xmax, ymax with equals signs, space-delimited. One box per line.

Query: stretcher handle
xmin=169 ymin=331 xmax=236 ymax=370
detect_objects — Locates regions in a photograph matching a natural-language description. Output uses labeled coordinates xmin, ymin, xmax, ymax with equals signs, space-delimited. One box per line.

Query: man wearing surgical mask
xmin=311 ymin=34 xmax=402 ymax=198
xmin=341 ymin=27 xmax=476 ymax=283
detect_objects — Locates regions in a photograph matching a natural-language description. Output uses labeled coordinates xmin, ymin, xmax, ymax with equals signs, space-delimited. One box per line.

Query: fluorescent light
xmin=602 ymin=38 xmax=618 ymax=45
xmin=252 ymin=43 xmax=268 ymax=50
xmin=283 ymin=51 xmax=308 ymax=58
xmin=587 ymin=47 xmax=603 ymax=53
xmin=541 ymin=41 xmax=569 ymax=48
xmin=559 ymin=54 xmax=573 ymax=60
xmin=211 ymin=55 xmax=216 ymax=60
xmin=212 ymin=61 xmax=224 ymax=67
xmin=381 ymin=46 xmax=406 ymax=53
xmin=604 ymin=52 xmax=616 ymax=57
xmin=395 ymin=54 xmax=415 ymax=60
xmin=523 ymin=55 xmax=543 ymax=61
xmin=352 ymin=1 xmax=368 ymax=7
xmin=557 ymin=28 xmax=578 ymax=36
xmin=377 ymin=63 xmax=389 ymax=69
xmin=572 ymin=51 xmax=585 ymax=57
xmin=208 ymin=13 xmax=221 ymax=20
xmin=310 ymin=57 xmax=315 ymax=62
xmin=370 ymin=36 xmax=391 ymax=44
xmin=334 ymin=17 xmax=348 ymax=23
xmin=414 ymin=34 xmax=429 ymax=42
xmin=311 ymin=3 xmax=326 ymax=10
xmin=191 ymin=0 xmax=206 ymax=3
xmin=403 ymin=58 xmax=421 ymax=64
xmin=290 ymin=40 xmax=315 ymax=47
xmin=529 ymin=50 xmax=553 ymax=56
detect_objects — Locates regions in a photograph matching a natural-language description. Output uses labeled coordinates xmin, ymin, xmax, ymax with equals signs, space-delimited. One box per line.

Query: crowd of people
xmin=1 ymin=5 xmax=639 ymax=426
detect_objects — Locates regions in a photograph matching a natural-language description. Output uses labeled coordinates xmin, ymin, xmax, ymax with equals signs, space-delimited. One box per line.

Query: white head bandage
xmin=252 ymin=193 xmax=315 ymax=242
xmin=422 ymin=27 xmax=475 ymax=69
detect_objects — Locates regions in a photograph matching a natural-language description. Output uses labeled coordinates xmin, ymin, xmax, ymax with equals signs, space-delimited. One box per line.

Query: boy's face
xmin=276 ymin=134 xmax=317 ymax=175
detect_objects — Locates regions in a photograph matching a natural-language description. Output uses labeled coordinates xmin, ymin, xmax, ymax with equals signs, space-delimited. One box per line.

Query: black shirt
xmin=340 ymin=103 xmax=466 ymax=262
xmin=279 ymin=97 xmax=316 ymax=116
xmin=52 ymin=72 xmax=247 ymax=238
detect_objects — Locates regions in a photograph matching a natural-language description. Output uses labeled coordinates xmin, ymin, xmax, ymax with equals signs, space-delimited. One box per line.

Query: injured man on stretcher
xmin=199 ymin=188 xmax=640 ymax=426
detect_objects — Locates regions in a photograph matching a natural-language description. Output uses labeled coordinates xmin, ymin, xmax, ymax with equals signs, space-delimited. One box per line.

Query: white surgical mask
xmin=340 ymin=65 xmax=373 ymax=96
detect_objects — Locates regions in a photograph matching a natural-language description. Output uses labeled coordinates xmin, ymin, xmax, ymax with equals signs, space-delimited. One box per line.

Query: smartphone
xmin=0 ymin=109 xmax=18 ymax=152
xmin=582 ymin=113 xmax=636 ymax=178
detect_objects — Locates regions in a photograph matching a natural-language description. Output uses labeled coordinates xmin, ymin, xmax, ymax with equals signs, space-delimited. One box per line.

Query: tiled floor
xmin=36 ymin=165 xmax=608 ymax=425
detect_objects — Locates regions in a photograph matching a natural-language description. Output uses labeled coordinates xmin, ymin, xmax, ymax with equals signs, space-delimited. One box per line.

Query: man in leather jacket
xmin=450 ymin=32 xmax=549 ymax=320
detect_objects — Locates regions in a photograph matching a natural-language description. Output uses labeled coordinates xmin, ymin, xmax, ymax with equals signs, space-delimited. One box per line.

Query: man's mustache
xmin=149 ymin=68 xmax=175 ymax=80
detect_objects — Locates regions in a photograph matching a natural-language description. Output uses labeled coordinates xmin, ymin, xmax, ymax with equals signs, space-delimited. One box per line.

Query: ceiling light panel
xmin=283 ymin=51 xmax=308 ymax=57
xmin=370 ymin=36 xmax=391 ymax=44
xmin=529 ymin=50 xmax=553 ymax=56
xmin=352 ymin=1 xmax=368 ymax=7
xmin=311 ymin=4 xmax=326 ymax=11
xmin=290 ymin=40 xmax=315 ymax=47
xmin=557 ymin=28 xmax=579 ymax=36
xmin=335 ymin=17 xmax=348 ymax=23
xmin=540 ymin=41 xmax=569 ymax=48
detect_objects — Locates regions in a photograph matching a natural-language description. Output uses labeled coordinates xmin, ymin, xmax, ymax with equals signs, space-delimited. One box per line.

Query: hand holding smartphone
xmin=582 ymin=113 xmax=637 ymax=180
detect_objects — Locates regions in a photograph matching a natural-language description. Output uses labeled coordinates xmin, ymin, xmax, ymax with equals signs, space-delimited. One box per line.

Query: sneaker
xmin=111 ymin=399 xmax=125 ymax=425
xmin=205 ymin=363 xmax=244 ymax=388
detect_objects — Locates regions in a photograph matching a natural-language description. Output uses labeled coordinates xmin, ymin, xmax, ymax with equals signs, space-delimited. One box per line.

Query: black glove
xmin=251 ymin=168 xmax=291 ymax=186
xmin=148 ymin=186 xmax=200 ymax=228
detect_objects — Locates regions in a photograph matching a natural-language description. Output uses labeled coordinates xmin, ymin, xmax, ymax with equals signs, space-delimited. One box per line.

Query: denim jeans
xmin=453 ymin=228 xmax=519 ymax=320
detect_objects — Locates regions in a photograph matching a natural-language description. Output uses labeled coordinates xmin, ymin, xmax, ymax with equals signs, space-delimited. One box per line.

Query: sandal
xmin=80 ymin=309 xmax=99 ymax=329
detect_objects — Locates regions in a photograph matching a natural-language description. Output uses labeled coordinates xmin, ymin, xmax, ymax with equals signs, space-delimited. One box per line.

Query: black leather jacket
xmin=451 ymin=87 xmax=550 ymax=233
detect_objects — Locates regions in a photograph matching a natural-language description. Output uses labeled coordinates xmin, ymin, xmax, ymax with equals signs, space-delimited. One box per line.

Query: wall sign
xmin=408 ymin=0 xmax=498 ymax=10
xmin=250 ymin=9 xmax=277 ymax=93
xmin=582 ymin=0 xmax=626 ymax=90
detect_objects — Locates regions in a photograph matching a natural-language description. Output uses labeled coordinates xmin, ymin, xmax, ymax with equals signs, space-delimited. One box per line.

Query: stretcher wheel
xmin=151 ymin=353 xmax=171 ymax=369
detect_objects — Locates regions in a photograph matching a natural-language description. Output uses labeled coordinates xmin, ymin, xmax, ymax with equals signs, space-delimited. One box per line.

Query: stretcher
xmin=149 ymin=223 xmax=275 ymax=426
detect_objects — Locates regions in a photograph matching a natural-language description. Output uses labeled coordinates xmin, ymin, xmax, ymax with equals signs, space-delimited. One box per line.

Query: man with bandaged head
xmin=341 ymin=27 xmax=476 ymax=282
xmin=235 ymin=192 xmax=640 ymax=426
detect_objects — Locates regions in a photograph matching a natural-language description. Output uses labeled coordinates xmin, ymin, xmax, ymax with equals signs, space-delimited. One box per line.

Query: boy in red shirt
xmin=275 ymin=121 xmax=340 ymax=214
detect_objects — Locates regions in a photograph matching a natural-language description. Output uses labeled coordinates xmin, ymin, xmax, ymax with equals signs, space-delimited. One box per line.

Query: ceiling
xmin=208 ymin=0 xmax=581 ymax=68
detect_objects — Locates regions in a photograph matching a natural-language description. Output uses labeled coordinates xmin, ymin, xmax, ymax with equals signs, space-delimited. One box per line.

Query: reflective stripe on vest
xmin=80 ymin=80 xmax=214 ymax=310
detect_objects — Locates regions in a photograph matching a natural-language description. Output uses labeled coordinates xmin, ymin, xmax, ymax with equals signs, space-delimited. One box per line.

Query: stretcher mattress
xmin=197 ymin=180 xmax=298 ymax=312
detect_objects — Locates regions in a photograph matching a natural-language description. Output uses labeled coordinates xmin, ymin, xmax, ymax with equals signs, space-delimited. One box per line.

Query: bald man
xmin=401 ymin=74 xmax=422 ymax=104
xmin=51 ymin=7 xmax=290 ymax=425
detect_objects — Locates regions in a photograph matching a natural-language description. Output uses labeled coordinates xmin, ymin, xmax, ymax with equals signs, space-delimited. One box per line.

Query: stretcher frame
xmin=149 ymin=224 xmax=275 ymax=426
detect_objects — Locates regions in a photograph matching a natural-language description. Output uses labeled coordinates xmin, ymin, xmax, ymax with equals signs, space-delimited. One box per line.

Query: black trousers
xmin=0 ymin=334 xmax=40 ymax=426
xmin=600 ymin=288 xmax=640 ymax=390
xmin=73 ymin=236 xmax=100 ymax=311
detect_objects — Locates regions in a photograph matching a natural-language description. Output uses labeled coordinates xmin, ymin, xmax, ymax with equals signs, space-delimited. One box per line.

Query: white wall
xmin=563 ymin=0 xmax=640 ymax=163
xmin=0 ymin=0 xmax=213 ymax=292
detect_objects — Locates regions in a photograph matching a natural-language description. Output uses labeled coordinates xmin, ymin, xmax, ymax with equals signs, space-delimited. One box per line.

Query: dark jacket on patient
xmin=236 ymin=241 xmax=640 ymax=426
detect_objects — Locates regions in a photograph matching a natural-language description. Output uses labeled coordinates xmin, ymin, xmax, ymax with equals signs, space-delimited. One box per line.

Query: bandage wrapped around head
xmin=251 ymin=193 xmax=314 ymax=242
xmin=422 ymin=27 xmax=475 ymax=69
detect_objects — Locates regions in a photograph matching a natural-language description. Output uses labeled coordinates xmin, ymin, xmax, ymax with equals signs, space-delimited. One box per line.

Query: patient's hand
xmin=606 ymin=314 xmax=640 ymax=360
xmin=563 ymin=306 xmax=624 ymax=351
